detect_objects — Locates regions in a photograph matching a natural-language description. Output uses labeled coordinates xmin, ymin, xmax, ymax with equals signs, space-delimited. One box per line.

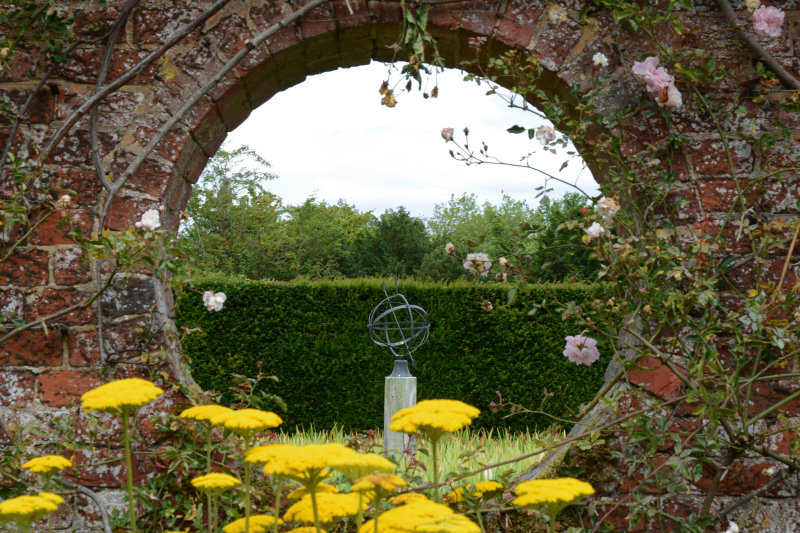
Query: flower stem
xmin=310 ymin=485 xmax=322 ymax=533
xmin=121 ymin=410 xmax=138 ymax=533
xmin=273 ymin=478 xmax=282 ymax=533
xmin=431 ymin=436 xmax=441 ymax=503
xmin=243 ymin=435 xmax=253 ymax=533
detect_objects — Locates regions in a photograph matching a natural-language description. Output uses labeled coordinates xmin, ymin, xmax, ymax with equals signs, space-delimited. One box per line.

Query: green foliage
xmin=342 ymin=206 xmax=430 ymax=278
xmin=418 ymin=193 xmax=599 ymax=282
xmin=174 ymin=277 xmax=606 ymax=433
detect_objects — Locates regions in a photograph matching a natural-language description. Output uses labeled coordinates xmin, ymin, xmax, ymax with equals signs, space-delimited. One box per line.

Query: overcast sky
xmin=226 ymin=61 xmax=599 ymax=219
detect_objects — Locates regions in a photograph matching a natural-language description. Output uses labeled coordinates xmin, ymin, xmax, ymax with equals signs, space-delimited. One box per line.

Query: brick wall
xmin=1 ymin=0 xmax=798 ymax=530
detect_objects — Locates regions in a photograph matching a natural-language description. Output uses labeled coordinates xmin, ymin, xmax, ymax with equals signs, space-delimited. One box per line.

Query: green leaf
xmin=506 ymin=125 xmax=525 ymax=134
xmin=507 ymin=287 xmax=518 ymax=306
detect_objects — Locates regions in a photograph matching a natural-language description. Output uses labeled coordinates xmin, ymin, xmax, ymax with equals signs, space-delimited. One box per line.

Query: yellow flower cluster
xmin=389 ymin=400 xmax=480 ymax=439
xmin=21 ymin=455 xmax=72 ymax=475
xmin=247 ymin=443 xmax=356 ymax=485
xmin=512 ymin=477 xmax=595 ymax=507
xmin=222 ymin=514 xmax=282 ymax=533
xmin=360 ymin=499 xmax=455 ymax=533
xmin=333 ymin=452 xmax=395 ymax=481
xmin=351 ymin=474 xmax=406 ymax=494
xmin=416 ymin=513 xmax=481 ymax=533
xmin=444 ymin=481 xmax=504 ymax=503
xmin=284 ymin=493 xmax=365 ymax=524
xmin=179 ymin=404 xmax=232 ymax=422
xmin=190 ymin=472 xmax=241 ymax=492
xmin=0 ymin=492 xmax=64 ymax=522
xmin=389 ymin=493 xmax=430 ymax=506
xmin=287 ymin=483 xmax=339 ymax=500
xmin=80 ymin=378 xmax=163 ymax=414
xmin=285 ymin=527 xmax=327 ymax=533
xmin=210 ymin=408 xmax=282 ymax=436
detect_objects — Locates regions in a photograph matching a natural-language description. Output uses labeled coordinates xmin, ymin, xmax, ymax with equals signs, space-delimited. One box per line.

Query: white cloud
xmin=226 ymin=61 xmax=598 ymax=218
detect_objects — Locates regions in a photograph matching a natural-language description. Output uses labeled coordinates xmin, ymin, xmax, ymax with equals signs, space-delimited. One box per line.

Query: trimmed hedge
xmin=174 ymin=277 xmax=607 ymax=432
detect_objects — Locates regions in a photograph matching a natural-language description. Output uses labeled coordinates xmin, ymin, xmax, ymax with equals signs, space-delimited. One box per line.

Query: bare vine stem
xmin=61 ymin=479 xmax=113 ymax=533
xmin=37 ymin=0 xmax=234 ymax=164
xmin=99 ymin=0 xmax=335 ymax=224
xmin=0 ymin=271 xmax=117 ymax=344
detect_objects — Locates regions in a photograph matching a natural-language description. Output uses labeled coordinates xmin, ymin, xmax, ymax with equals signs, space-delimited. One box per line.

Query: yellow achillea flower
xmin=222 ymin=514 xmax=282 ymax=533
xmin=191 ymin=472 xmax=241 ymax=492
xmin=351 ymin=474 xmax=406 ymax=493
xmin=389 ymin=400 xmax=480 ymax=439
xmin=416 ymin=513 xmax=482 ymax=533
xmin=80 ymin=378 xmax=163 ymax=414
xmin=389 ymin=493 xmax=430 ymax=506
xmin=210 ymin=408 xmax=282 ymax=436
xmin=21 ymin=455 xmax=72 ymax=475
xmin=285 ymin=528 xmax=327 ymax=533
xmin=512 ymin=477 xmax=594 ymax=507
xmin=287 ymin=483 xmax=339 ymax=500
xmin=179 ymin=404 xmax=233 ymax=423
xmin=444 ymin=481 xmax=504 ymax=503
xmin=513 ymin=478 xmax=594 ymax=533
xmin=284 ymin=493 xmax=365 ymax=524
xmin=331 ymin=452 xmax=395 ymax=481
xmin=359 ymin=500 xmax=454 ymax=533
xmin=0 ymin=492 xmax=64 ymax=523
xmin=248 ymin=443 xmax=353 ymax=485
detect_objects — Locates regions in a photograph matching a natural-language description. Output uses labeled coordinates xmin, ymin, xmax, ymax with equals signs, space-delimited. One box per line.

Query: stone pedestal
xmin=384 ymin=359 xmax=416 ymax=458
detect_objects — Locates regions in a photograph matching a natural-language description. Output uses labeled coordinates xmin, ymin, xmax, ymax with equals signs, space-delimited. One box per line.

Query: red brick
xmin=133 ymin=7 xmax=203 ymax=44
xmin=0 ymin=249 xmax=48 ymax=286
xmin=496 ymin=5 xmax=542 ymax=48
xmin=0 ymin=370 xmax=35 ymax=406
xmin=68 ymin=330 xmax=101 ymax=367
xmin=0 ymin=87 xmax=56 ymax=125
xmin=460 ymin=1 xmax=502 ymax=35
xmin=55 ymin=49 xmax=159 ymax=84
xmin=105 ymin=197 xmax=159 ymax=231
xmin=696 ymin=460 xmax=781 ymax=496
xmin=54 ymin=247 xmax=92 ymax=285
xmin=332 ymin=0 xmax=371 ymax=31
xmin=29 ymin=208 xmax=93 ymax=245
xmin=176 ymin=39 xmax=226 ymax=88
xmin=67 ymin=447 xmax=155 ymax=488
xmin=111 ymin=152 xmax=174 ymax=197
xmin=531 ymin=17 xmax=582 ymax=71
xmin=0 ymin=330 xmax=62 ymax=366
xmin=48 ymin=167 xmax=104 ymax=205
xmin=627 ymin=355 xmax=685 ymax=401
xmin=28 ymin=287 xmax=96 ymax=327
xmin=689 ymin=140 xmax=753 ymax=177
xmin=213 ymin=14 xmax=252 ymax=60
xmin=0 ymin=289 xmax=25 ymax=322
xmin=39 ymin=369 xmax=105 ymax=407
xmin=46 ymin=129 xmax=120 ymax=167
xmin=133 ymin=117 xmax=190 ymax=163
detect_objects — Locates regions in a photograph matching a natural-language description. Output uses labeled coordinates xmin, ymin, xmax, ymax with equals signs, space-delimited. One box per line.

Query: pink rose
xmin=563 ymin=334 xmax=601 ymax=366
xmin=751 ymin=6 xmax=784 ymax=38
xmin=631 ymin=57 xmax=673 ymax=94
